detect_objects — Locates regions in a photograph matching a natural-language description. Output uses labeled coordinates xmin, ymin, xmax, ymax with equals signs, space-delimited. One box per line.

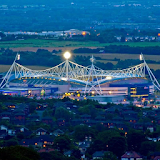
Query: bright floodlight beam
xmin=64 ymin=51 xmax=71 ymax=59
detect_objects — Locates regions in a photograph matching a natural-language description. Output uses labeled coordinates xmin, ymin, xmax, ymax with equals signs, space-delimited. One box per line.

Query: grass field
xmin=0 ymin=40 xmax=160 ymax=72
xmin=75 ymin=53 xmax=160 ymax=62
xmin=0 ymin=39 xmax=160 ymax=49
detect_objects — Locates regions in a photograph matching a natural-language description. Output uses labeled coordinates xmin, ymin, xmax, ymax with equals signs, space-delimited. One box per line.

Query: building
xmin=121 ymin=151 xmax=143 ymax=160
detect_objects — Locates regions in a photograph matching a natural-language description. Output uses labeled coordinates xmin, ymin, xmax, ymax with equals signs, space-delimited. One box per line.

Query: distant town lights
xmin=64 ymin=51 xmax=71 ymax=59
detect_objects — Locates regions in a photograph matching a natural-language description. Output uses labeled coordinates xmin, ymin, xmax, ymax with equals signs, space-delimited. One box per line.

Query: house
xmin=36 ymin=128 xmax=47 ymax=135
xmin=0 ymin=130 xmax=7 ymax=139
xmin=145 ymin=122 xmax=155 ymax=132
xmin=105 ymin=106 xmax=122 ymax=114
xmin=121 ymin=151 xmax=143 ymax=160
xmin=147 ymin=137 xmax=160 ymax=142
xmin=13 ymin=112 xmax=26 ymax=125
xmin=36 ymin=103 xmax=45 ymax=110
xmin=122 ymin=111 xmax=137 ymax=118
xmin=92 ymin=151 xmax=106 ymax=159
xmin=124 ymin=116 xmax=138 ymax=123
xmin=71 ymin=119 xmax=83 ymax=126
xmin=64 ymin=101 xmax=74 ymax=109
xmin=4 ymin=102 xmax=16 ymax=109
xmin=78 ymin=136 xmax=92 ymax=155
xmin=113 ymin=116 xmax=124 ymax=122
xmin=38 ymin=148 xmax=54 ymax=153
xmin=79 ymin=141 xmax=90 ymax=155
xmin=114 ymin=122 xmax=128 ymax=131
xmin=20 ymin=135 xmax=54 ymax=147
xmin=0 ymin=125 xmax=8 ymax=131
xmin=0 ymin=112 xmax=11 ymax=119
xmin=16 ymin=127 xmax=32 ymax=137
xmin=57 ymin=118 xmax=65 ymax=126
xmin=8 ymin=129 xmax=16 ymax=136
xmin=156 ymin=117 xmax=160 ymax=125
xmin=64 ymin=150 xmax=72 ymax=157
xmin=133 ymin=123 xmax=143 ymax=130
xmin=54 ymin=102 xmax=66 ymax=109
xmin=80 ymin=114 xmax=91 ymax=123
xmin=42 ymin=117 xmax=53 ymax=125
xmin=27 ymin=113 xmax=40 ymax=124
xmin=52 ymin=129 xmax=64 ymax=136
xmin=28 ymin=113 xmax=40 ymax=120
xmin=149 ymin=152 xmax=160 ymax=160
xmin=95 ymin=115 xmax=105 ymax=121
xmin=154 ymin=156 xmax=160 ymax=160
xmin=86 ymin=120 xmax=96 ymax=127
xmin=103 ymin=121 xmax=115 ymax=128
xmin=17 ymin=103 xmax=29 ymax=115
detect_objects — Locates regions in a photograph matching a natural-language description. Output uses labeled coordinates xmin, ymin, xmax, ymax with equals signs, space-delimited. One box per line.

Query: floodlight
xmin=140 ymin=54 xmax=143 ymax=61
xmin=106 ymin=76 xmax=112 ymax=80
xmin=64 ymin=51 xmax=71 ymax=59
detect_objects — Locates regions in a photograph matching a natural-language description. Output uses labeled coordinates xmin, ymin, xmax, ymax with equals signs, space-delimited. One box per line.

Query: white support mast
xmin=84 ymin=55 xmax=102 ymax=95
xmin=0 ymin=53 xmax=19 ymax=88
xmin=140 ymin=53 xmax=160 ymax=91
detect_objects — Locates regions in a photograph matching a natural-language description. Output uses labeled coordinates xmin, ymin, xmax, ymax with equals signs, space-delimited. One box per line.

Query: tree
xmin=17 ymin=132 xmax=25 ymax=140
xmin=54 ymin=135 xmax=72 ymax=153
xmin=54 ymin=107 xmax=73 ymax=122
xmin=105 ymin=62 xmax=114 ymax=70
xmin=97 ymin=130 xmax=120 ymax=144
xmin=120 ymin=36 xmax=126 ymax=42
xmin=127 ymin=130 xmax=146 ymax=152
xmin=103 ymin=151 xmax=118 ymax=160
xmin=98 ymin=31 xmax=117 ymax=43
xmin=5 ymin=139 xmax=19 ymax=147
xmin=29 ymin=102 xmax=37 ymax=113
xmin=140 ymin=141 xmax=156 ymax=156
xmin=108 ymin=136 xmax=127 ymax=158
xmin=86 ymin=139 xmax=105 ymax=156
xmin=0 ymin=32 xmax=6 ymax=38
xmin=78 ymin=105 xmax=97 ymax=118
xmin=71 ymin=149 xmax=81 ymax=159
xmin=74 ymin=125 xmax=96 ymax=141
xmin=0 ymin=146 xmax=40 ymax=160
xmin=40 ymin=151 xmax=70 ymax=160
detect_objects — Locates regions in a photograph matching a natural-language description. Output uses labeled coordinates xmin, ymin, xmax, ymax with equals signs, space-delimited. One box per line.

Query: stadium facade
xmin=0 ymin=53 xmax=157 ymax=99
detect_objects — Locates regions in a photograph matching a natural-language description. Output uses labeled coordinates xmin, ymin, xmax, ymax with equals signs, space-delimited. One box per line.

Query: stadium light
xmin=140 ymin=54 xmax=143 ymax=61
xmin=64 ymin=51 xmax=71 ymax=59
xmin=17 ymin=54 xmax=20 ymax=60
xmin=106 ymin=76 xmax=112 ymax=80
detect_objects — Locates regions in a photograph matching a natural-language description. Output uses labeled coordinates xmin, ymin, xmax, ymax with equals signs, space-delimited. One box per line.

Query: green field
xmin=0 ymin=39 xmax=160 ymax=48
xmin=0 ymin=39 xmax=160 ymax=72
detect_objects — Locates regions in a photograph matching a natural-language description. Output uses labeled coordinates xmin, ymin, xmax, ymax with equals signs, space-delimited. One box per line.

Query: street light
xmin=63 ymin=51 xmax=71 ymax=59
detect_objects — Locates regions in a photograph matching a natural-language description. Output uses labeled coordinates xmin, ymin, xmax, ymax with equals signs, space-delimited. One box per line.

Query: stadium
xmin=0 ymin=52 xmax=158 ymax=101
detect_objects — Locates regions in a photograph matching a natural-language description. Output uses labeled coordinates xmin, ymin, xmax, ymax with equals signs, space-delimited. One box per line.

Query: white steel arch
xmin=0 ymin=53 xmax=159 ymax=95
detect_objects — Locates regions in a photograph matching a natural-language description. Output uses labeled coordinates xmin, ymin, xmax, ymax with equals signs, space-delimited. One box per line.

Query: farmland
xmin=0 ymin=40 xmax=160 ymax=72
xmin=0 ymin=53 xmax=160 ymax=73
xmin=0 ymin=39 xmax=160 ymax=50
